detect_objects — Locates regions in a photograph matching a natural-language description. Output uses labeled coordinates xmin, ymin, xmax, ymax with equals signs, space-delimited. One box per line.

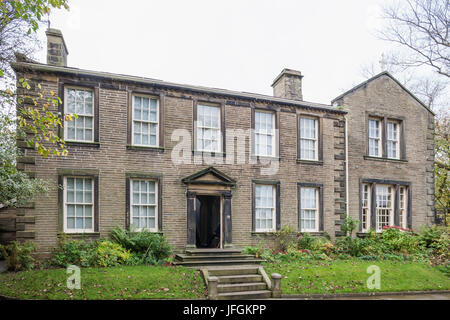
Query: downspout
xmin=345 ymin=115 xmax=349 ymax=219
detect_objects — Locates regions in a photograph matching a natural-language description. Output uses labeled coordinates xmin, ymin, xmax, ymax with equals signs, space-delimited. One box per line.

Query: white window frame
xmin=368 ymin=118 xmax=382 ymax=157
xmin=131 ymin=94 xmax=160 ymax=147
xmin=387 ymin=120 xmax=400 ymax=159
xmin=130 ymin=179 xmax=158 ymax=232
xmin=399 ymin=186 xmax=408 ymax=229
xmin=195 ymin=103 xmax=222 ymax=153
xmin=299 ymin=117 xmax=319 ymax=161
xmin=300 ymin=187 xmax=319 ymax=232
xmin=64 ymin=86 xmax=95 ymax=143
xmin=63 ymin=176 xmax=94 ymax=233
xmin=254 ymin=110 xmax=276 ymax=157
xmin=255 ymin=184 xmax=276 ymax=232
xmin=361 ymin=183 xmax=371 ymax=232
xmin=375 ymin=184 xmax=394 ymax=232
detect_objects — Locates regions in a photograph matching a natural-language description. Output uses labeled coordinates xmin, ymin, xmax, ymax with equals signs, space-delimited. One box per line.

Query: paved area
xmin=329 ymin=293 xmax=450 ymax=300
xmin=0 ymin=260 xmax=6 ymax=273
xmin=281 ymin=292 xmax=450 ymax=300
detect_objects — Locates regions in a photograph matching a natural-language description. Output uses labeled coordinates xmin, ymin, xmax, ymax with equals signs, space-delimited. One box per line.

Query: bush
xmin=297 ymin=233 xmax=317 ymax=250
xmin=275 ymin=225 xmax=297 ymax=251
xmin=110 ymin=226 xmax=171 ymax=264
xmin=243 ymin=245 xmax=264 ymax=258
xmin=0 ymin=241 xmax=35 ymax=271
xmin=95 ymin=240 xmax=131 ymax=267
xmin=50 ymin=238 xmax=98 ymax=267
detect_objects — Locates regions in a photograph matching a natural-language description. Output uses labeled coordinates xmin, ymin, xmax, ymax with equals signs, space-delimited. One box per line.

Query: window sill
xmin=250 ymin=155 xmax=281 ymax=161
xmin=127 ymin=145 xmax=165 ymax=152
xmin=66 ymin=141 xmax=100 ymax=148
xmin=299 ymin=231 xmax=324 ymax=236
xmin=58 ymin=232 xmax=100 ymax=237
xmin=192 ymin=151 xmax=226 ymax=158
xmin=251 ymin=231 xmax=278 ymax=236
xmin=363 ymin=156 xmax=407 ymax=163
xmin=296 ymin=159 xmax=323 ymax=165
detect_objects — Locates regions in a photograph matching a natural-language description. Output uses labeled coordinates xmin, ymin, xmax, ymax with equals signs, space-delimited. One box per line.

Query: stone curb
xmin=281 ymin=290 xmax=450 ymax=299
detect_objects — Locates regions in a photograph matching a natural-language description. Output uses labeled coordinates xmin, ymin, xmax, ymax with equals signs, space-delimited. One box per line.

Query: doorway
xmin=195 ymin=195 xmax=221 ymax=248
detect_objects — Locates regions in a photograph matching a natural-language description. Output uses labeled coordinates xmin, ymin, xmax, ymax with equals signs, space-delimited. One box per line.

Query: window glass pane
xmin=134 ymin=97 xmax=141 ymax=120
xmin=67 ymin=205 xmax=75 ymax=217
xmin=67 ymin=218 xmax=75 ymax=229
xmin=142 ymin=98 xmax=149 ymax=121
xmin=84 ymin=218 xmax=92 ymax=229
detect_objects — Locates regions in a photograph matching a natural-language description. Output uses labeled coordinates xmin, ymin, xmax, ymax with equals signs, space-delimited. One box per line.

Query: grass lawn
xmin=264 ymin=260 xmax=450 ymax=295
xmin=0 ymin=265 xmax=207 ymax=300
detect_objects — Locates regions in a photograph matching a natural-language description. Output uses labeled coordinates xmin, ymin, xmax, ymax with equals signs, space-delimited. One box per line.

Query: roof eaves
xmin=11 ymin=62 xmax=347 ymax=115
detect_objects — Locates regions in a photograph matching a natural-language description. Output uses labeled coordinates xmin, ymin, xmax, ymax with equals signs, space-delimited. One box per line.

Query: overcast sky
xmin=36 ymin=0 xmax=394 ymax=105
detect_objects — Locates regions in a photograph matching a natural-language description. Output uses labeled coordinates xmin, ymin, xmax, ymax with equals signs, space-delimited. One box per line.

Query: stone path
xmin=0 ymin=260 xmax=6 ymax=273
xmin=281 ymin=292 xmax=450 ymax=300
xmin=329 ymin=293 xmax=450 ymax=300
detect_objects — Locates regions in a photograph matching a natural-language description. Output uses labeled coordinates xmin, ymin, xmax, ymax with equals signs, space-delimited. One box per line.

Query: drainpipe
xmin=344 ymin=115 xmax=349 ymax=219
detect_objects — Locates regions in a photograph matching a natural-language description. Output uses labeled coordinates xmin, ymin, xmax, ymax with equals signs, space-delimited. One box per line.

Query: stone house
xmin=1 ymin=29 xmax=435 ymax=256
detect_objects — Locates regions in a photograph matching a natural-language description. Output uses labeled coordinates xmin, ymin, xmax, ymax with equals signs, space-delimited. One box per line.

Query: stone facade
xmin=1 ymin=30 xmax=434 ymax=256
xmin=332 ymin=73 xmax=435 ymax=231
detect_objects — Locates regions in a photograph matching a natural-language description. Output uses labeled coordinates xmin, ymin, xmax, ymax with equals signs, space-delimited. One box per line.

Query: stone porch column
xmin=223 ymin=191 xmax=233 ymax=248
xmin=186 ymin=191 xmax=196 ymax=249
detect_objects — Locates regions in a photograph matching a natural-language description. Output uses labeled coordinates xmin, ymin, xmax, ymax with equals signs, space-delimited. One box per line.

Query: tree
xmin=379 ymin=0 xmax=449 ymax=78
xmin=371 ymin=0 xmax=449 ymax=225
xmin=434 ymin=112 xmax=449 ymax=223
xmin=0 ymin=0 xmax=70 ymax=208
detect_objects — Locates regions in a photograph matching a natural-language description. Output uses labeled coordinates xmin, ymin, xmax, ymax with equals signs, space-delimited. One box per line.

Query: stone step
xmin=184 ymin=248 xmax=242 ymax=255
xmin=217 ymin=274 xmax=263 ymax=284
xmin=207 ymin=266 xmax=260 ymax=276
xmin=217 ymin=290 xmax=272 ymax=300
xmin=217 ymin=282 xmax=267 ymax=293
xmin=176 ymin=254 xmax=256 ymax=261
xmin=174 ymin=259 xmax=264 ymax=267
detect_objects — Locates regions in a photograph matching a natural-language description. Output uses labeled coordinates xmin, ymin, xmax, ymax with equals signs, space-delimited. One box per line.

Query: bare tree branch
xmin=378 ymin=0 xmax=450 ymax=78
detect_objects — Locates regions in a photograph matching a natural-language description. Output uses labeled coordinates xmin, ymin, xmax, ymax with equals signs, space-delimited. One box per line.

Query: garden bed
xmin=0 ymin=265 xmax=206 ymax=300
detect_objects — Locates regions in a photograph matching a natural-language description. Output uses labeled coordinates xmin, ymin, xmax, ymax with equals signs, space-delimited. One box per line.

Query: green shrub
xmin=243 ymin=245 xmax=264 ymax=258
xmin=50 ymin=238 xmax=97 ymax=267
xmin=0 ymin=241 xmax=35 ymax=271
xmin=95 ymin=240 xmax=131 ymax=267
xmin=419 ymin=225 xmax=449 ymax=256
xmin=380 ymin=227 xmax=421 ymax=254
xmin=297 ymin=233 xmax=317 ymax=250
xmin=275 ymin=225 xmax=297 ymax=251
xmin=110 ymin=226 xmax=171 ymax=263
xmin=334 ymin=236 xmax=372 ymax=257
xmin=341 ymin=216 xmax=359 ymax=237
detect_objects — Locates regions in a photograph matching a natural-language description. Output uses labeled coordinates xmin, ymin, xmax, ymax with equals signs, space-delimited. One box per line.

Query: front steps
xmin=174 ymin=248 xmax=265 ymax=267
xmin=203 ymin=265 xmax=272 ymax=300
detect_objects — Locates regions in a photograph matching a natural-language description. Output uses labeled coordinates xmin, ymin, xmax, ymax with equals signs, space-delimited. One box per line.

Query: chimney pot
xmin=46 ymin=28 xmax=68 ymax=67
xmin=271 ymin=68 xmax=303 ymax=101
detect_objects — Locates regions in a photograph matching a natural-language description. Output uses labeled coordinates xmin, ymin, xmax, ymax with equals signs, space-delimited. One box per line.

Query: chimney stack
xmin=46 ymin=28 xmax=68 ymax=67
xmin=271 ymin=68 xmax=303 ymax=101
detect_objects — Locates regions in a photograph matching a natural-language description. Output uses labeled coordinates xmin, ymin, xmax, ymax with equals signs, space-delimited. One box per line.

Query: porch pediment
xmin=182 ymin=167 xmax=236 ymax=186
